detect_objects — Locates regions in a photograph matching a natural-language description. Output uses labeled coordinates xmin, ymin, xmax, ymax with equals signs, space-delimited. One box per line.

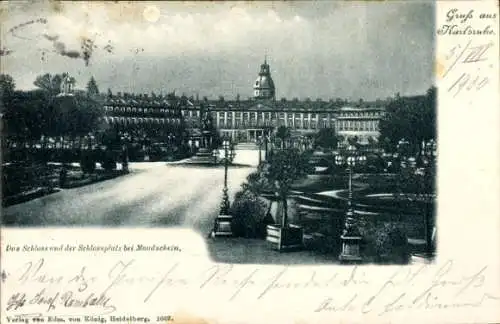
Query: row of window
xmin=103 ymin=107 xmax=382 ymax=126
xmin=337 ymin=112 xmax=382 ymax=118
xmin=104 ymin=106 xmax=178 ymax=115
xmin=215 ymin=118 xmax=334 ymax=126
xmin=223 ymin=112 xmax=382 ymax=120
xmin=103 ymin=116 xmax=181 ymax=125
xmin=209 ymin=112 xmax=335 ymax=120
xmin=183 ymin=110 xmax=201 ymax=118
xmin=215 ymin=120 xmax=337 ymax=130
xmin=336 ymin=120 xmax=379 ymax=132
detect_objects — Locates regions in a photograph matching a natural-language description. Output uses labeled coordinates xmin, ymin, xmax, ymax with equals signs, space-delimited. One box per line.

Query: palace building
xmin=102 ymin=59 xmax=385 ymax=145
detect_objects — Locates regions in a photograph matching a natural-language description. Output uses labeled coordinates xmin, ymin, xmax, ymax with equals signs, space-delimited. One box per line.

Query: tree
xmin=50 ymin=92 xmax=103 ymax=138
xmin=378 ymin=86 xmax=436 ymax=152
xmin=347 ymin=135 xmax=359 ymax=146
xmin=0 ymin=74 xmax=15 ymax=112
xmin=313 ymin=127 xmax=337 ymax=150
xmin=242 ymin=167 xmax=270 ymax=196
xmin=3 ymin=89 xmax=51 ymax=140
xmin=367 ymin=136 xmax=376 ymax=147
xmin=30 ymin=83 xmax=101 ymax=140
xmin=275 ymin=126 xmax=290 ymax=149
xmin=0 ymin=74 xmax=15 ymax=97
xmin=86 ymin=76 xmax=99 ymax=96
xmin=33 ymin=73 xmax=63 ymax=95
xmin=261 ymin=148 xmax=311 ymax=227
xmin=395 ymin=157 xmax=436 ymax=257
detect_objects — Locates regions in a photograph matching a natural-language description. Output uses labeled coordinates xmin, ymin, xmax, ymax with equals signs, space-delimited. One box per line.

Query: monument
xmin=186 ymin=104 xmax=218 ymax=164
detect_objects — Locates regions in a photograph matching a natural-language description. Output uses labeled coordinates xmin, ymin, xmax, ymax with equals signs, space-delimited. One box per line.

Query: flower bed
xmin=2 ymin=161 xmax=128 ymax=207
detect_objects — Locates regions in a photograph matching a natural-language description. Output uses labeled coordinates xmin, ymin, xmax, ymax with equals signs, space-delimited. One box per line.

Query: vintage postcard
xmin=1 ymin=1 xmax=499 ymax=323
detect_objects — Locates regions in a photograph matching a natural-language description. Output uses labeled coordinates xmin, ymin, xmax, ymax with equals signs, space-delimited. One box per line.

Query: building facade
xmin=102 ymin=59 xmax=385 ymax=145
xmin=180 ymin=59 xmax=385 ymax=144
xmin=102 ymin=93 xmax=185 ymax=145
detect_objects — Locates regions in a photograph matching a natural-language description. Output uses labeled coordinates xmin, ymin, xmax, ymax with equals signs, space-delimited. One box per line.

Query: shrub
xmin=361 ymin=221 xmax=410 ymax=264
xmin=101 ymin=150 xmax=117 ymax=172
xmin=230 ymin=190 xmax=269 ymax=238
xmin=80 ymin=151 xmax=96 ymax=174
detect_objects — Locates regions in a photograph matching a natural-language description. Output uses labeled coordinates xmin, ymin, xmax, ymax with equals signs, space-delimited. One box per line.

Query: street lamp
xmin=229 ymin=142 xmax=236 ymax=163
xmin=334 ymin=144 xmax=367 ymax=263
xmin=211 ymin=136 xmax=237 ymax=237
xmin=421 ymin=139 xmax=437 ymax=166
xmin=421 ymin=139 xmax=437 ymax=258
xmin=88 ymin=133 xmax=95 ymax=150
xmin=212 ymin=149 xmax=218 ymax=164
xmin=264 ymin=133 xmax=270 ymax=160
xmin=398 ymin=138 xmax=436 ymax=260
xmin=397 ymin=138 xmax=410 ymax=156
xmin=257 ymin=136 xmax=262 ymax=165
xmin=397 ymin=138 xmax=410 ymax=169
xmin=120 ymin=133 xmax=130 ymax=173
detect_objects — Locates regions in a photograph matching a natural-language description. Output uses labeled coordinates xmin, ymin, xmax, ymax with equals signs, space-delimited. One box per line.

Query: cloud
xmin=43 ymin=33 xmax=59 ymax=41
xmin=1 ymin=1 xmax=434 ymax=100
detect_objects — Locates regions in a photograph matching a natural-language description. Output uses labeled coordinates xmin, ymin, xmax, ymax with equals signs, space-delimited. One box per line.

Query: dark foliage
xmin=101 ymin=150 xmax=117 ymax=172
xmin=361 ymin=221 xmax=410 ymax=264
xmin=230 ymin=190 xmax=269 ymax=238
xmin=80 ymin=151 xmax=96 ymax=174
xmin=275 ymin=126 xmax=291 ymax=149
xmin=378 ymin=87 xmax=436 ymax=152
xmin=86 ymin=76 xmax=99 ymax=96
xmin=2 ymin=75 xmax=103 ymax=141
xmin=313 ymin=127 xmax=338 ymax=150
xmin=33 ymin=73 xmax=64 ymax=95
xmin=261 ymin=148 xmax=312 ymax=227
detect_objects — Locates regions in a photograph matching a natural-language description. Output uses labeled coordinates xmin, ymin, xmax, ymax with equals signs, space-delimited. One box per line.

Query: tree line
xmin=378 ymin=87 xmax=437 ymax=153
xmin=1 ymin=73 xmax=103 ymax=142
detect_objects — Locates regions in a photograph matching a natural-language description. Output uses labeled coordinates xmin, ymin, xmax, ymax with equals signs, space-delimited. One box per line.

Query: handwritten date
xmin=443 ymin=40 xmax=494 ymax=97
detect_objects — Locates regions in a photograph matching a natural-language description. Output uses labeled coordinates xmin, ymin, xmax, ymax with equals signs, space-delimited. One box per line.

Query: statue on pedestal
xmin=57 ymin=73 xmax=75 ymax=97
xmin=200 ymin=104 xmax=214 ymax=150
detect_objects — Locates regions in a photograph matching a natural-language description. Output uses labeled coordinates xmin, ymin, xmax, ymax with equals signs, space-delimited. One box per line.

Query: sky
xmin=0 ymin=1 xmax=435 ymax=101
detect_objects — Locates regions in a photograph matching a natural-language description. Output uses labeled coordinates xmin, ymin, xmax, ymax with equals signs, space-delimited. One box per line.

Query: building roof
xmin=103 ymin=94 xmax=387 ymax=113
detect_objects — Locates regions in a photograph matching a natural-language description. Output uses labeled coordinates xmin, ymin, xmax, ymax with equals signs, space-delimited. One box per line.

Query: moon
xmin=143 ymin=5 xmax=161 ymax=23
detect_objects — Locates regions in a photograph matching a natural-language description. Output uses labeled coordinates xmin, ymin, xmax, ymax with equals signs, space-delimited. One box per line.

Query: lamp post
xmin=120 ymin=133 xmax=130 ymax=173
xmin=258 ymin=136 xmax=262 ymax=165
xmin=397 ymin=138 xmax=410 ymax=169
xmin=335 ymin=144 xmax=366 ymax=263
xmin=212 ymin=148 xmax=218 ymax=164
xmin=421 ymin=139 xmax=437 ymax=258
xmin=88 ymin=133 xmax=95 ymax=150
xmin=264 ymin=133 xmax=269 ymax=160
xmin=211 ymin=136 xmax=236 ymax=237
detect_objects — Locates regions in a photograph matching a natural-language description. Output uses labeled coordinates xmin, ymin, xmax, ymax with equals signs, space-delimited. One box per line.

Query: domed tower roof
xmin=253 ymin=57 xmax=275 ymax=100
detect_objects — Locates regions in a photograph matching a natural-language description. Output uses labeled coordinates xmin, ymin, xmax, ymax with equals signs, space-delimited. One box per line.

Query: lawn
xmin=284 ymin=171 xmax=435 ymax=259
